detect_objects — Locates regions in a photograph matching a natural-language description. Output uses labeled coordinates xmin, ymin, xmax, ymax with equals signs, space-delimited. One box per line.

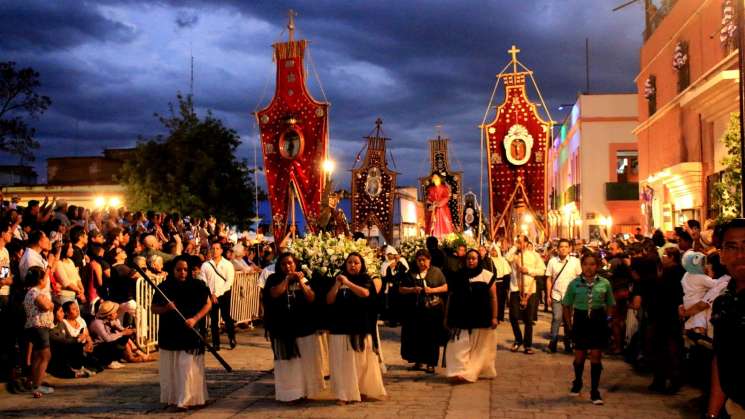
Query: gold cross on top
xmin=508 ymin=45 xmax=521 ymax=61
xmin=508 ymin=45 xmax=520 ymax=73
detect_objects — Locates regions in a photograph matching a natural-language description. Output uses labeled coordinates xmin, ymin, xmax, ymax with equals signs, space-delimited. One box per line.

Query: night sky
xmin=0 ymin=0 xmax=643 ymax=197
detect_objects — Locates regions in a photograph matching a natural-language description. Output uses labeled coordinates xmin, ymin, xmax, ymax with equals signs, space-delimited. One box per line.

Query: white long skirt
xmin=273 ymin=334 xmax=326 ymax=401
xmin=319 ymin=331 xmax=330 ymax=377
xmin=445 ymin=328 xmax=497 ymax=382
xmin=328 ymin=334 xmax=387 ymax=402
xmin=159 ymin=349 xmax=208 ymax=408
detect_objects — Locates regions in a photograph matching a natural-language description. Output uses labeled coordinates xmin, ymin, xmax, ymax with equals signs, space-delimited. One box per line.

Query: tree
xmin=712 ymin=112 xmax=742 ymax=222
xmin=119 ymin=94 xmax=257 ymax=225
xmin=0 ymin=62 xmax=51 ymax=162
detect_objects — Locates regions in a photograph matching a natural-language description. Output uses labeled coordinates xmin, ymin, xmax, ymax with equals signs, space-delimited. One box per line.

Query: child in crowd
xmin=681 ymin=251 xmax=718 ymax=337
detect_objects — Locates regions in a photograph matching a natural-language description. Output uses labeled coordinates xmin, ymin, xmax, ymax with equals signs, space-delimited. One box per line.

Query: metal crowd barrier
xmin=134 ymin=274 xmax=165 ymax=352
xmin=134 ymin=271 xmax=262 ymax=352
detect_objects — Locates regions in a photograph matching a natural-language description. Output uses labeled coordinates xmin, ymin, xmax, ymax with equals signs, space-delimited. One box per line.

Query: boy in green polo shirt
xmin=562 ymin=252 xmax=615 ymax=405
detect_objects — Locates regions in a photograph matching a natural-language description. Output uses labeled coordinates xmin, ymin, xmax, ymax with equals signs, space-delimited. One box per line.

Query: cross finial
xmin=374 ymin=117 xmax=383 ymax=137
xmin=435 ymin=123 xmax=444 ymax=139
xmin=508 ymin=45 xmax=521 ymax=61
xmin=287 ymin=9 xmax=298 ymax=42
xmin=508 ymin=44 xmax=520 ymax=73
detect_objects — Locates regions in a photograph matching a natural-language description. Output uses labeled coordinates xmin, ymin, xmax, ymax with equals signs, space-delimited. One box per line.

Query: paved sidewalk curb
xmin=187 ymin=371 xmax=274 ymax=419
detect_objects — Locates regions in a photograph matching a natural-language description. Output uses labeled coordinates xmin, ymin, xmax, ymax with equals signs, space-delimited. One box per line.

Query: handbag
xmin=420 ymin=276 xmax=443 ymax=309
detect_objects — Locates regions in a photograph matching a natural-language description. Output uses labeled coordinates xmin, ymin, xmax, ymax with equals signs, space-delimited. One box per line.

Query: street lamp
xmin=322 ymin=159 xmax=335 ymax=174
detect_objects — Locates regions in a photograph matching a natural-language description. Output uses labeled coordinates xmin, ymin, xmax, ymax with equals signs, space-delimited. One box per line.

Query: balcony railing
xmin=606 ymin=182 xmax=639 ymax=201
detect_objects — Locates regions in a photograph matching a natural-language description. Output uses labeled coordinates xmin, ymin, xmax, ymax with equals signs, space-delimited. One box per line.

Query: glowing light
xmin=523 ymin=214 xmax=534 ymax=224
xmin=574 ymin=219 xmax=582 ymax=227
xmin=109 ymin=197 xmax=121 ymax=208
xmin=322 ymin=159 xmax=335 ymax=173
xmin=94 ymin=196 xmax=106 ymax=208
xmin=520 ymin=223 xmax=528 ymax=232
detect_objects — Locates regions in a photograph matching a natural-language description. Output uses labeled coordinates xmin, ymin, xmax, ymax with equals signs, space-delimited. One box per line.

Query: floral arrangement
xmin=672 ymin=41 xmax=688 ymax=71
xmin=398 ymin=237 xmax=426 ymax=266
xmin=288 ymin=233 xmax=381 ymax=278
xmin=643 ymin=75 xmax=656 ymax=100
xmin=721 ymin=0 xmax=736 ymax=49
xmin=440 ymin=232 xmax=477 ymax=253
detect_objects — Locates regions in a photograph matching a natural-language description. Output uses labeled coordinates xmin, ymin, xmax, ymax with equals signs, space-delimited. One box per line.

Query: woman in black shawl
xmin=151 ymin=255 xmax=212 ymax=410
xmin=263 ymin=252 xmax=325 ymax=402
xmin=325 ymin=252 xmax=387 ymax=404
xmin=399 ymin=249 xmax=448 ymax=373
xmin=444 ymin=249 xmax=498 ymax=383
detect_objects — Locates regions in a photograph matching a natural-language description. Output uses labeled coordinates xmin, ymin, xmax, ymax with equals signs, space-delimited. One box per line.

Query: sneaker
xmin=591 ymin=390 xmax=604 ymax=405
xmin=569 ymin=380 xmax=582 ymax=396
xmin=34 ymin=385 xmax=54 ymax=394
xmin=106 ymin=361 xmax=125 ymax=369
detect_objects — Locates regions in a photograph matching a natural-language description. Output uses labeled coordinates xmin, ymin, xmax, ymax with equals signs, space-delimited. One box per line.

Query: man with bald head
xmin=140 ymin=234 xmax=175 ymax=264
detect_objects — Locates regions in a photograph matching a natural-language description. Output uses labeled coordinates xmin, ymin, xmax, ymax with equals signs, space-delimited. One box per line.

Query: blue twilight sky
xmin=0 ymin=0 xmax=644 ymax=196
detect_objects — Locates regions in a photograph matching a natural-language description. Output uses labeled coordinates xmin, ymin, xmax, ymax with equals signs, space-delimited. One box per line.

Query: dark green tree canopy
xmin=120 ymin=94 xmax=257 ymax=226
xmin=0 ymin=61 xmax=51 ymax=162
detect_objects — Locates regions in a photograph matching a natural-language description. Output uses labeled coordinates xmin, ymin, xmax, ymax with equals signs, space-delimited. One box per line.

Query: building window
xmin=616 ymin=150 xmax=638 ymax=183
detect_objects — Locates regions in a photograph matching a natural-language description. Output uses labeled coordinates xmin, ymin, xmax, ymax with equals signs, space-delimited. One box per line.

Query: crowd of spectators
xmin=0 ymin=194 xmax=271 ymax=398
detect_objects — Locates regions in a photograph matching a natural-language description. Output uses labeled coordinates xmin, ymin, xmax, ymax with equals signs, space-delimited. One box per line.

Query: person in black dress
xmin=263 ymin=252 xmax=325 ymax=402
xmin=399 ymin=249 xmax=448 ymax=373
xmin=325 ymin=252 xmax=386 ymax=403
xmin=151 ymin=256 xmax=212 ymax=410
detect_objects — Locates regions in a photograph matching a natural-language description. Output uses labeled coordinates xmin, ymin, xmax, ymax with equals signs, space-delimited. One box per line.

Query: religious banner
xmin=351 ymin=118 xmax=397 ymax=242
xmin=419 ymin=135 xmax=462 ymax=239
xmin=255 ymin=14 xmax=329 ymax=239
xmin=462 ymin=191 xmax=480 ymax=233
xmin=483 ymin=45 xmax=551 ymax=239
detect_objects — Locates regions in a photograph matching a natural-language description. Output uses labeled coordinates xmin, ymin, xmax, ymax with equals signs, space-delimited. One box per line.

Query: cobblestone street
xmin=1 ymin=313 xmax=703 ymax=418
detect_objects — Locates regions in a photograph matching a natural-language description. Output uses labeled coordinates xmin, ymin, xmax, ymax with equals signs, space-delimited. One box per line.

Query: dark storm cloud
xmin=175 ymin=11 xmax=199 ymax=29
xmin=0 ymin=0 xmax=137 ymax=52
xmin=0 ymin=0 xmax=643 ymax=192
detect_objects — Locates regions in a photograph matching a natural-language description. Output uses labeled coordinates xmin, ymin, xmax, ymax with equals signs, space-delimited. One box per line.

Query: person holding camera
xmin=263 ymin=252 xmax=325 ymax=402
xmin=201 ymin=241 xmax=236 ymax=350
xmin=399 ymin=249 xmax=447 ymax=374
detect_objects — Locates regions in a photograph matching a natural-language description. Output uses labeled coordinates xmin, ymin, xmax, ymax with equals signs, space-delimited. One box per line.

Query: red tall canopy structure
xmin=483 ymin=45 xmax=553 ymax=241
xmin=419 ymin=135 xmax=463 ymax=238
xmin=351 ymin=118 xmax=397 ymax=243
xmin=256 ymin=12 xmax=329 ymax=239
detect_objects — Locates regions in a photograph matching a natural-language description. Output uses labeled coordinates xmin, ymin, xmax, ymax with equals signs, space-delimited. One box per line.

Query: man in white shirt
xmin=201 ymin=241 xmax=236 ymax=350
xmin=505 ymin=235 xmax=546 ymax=354
xmin=545 ymin=239 xmax=582 ymax=353
xmin=0 ymin=221 xmax=14 ymax=306
xmin=19 ymin=230 xmax=51 ymax=281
